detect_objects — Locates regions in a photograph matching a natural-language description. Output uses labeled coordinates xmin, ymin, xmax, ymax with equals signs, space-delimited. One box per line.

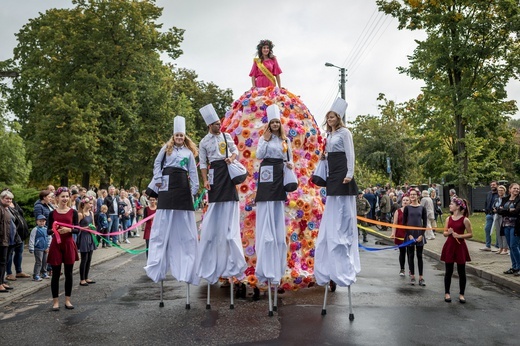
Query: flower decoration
xmin=219 ymin=86 xmax=325 ymax=290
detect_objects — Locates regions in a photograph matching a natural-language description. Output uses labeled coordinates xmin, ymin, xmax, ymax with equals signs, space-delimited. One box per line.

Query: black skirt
xmin=157 ymin=167 xmax=194 ymax=211
xmin=208 ymin=160 xmax=239 ymax=203
xmin=326 ymin=152 xmax=358 ymax=196
xmin=255 ymin=158 xmax=286 ymax=202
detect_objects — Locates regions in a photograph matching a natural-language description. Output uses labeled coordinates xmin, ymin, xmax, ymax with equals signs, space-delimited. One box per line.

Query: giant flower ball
xmin=220 ymin=86 xmax=326 ymax=290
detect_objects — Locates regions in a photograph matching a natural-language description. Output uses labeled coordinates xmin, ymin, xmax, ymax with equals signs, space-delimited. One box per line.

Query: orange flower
xmin=242 ymin=128 xmax=251 ymax=139
xmin=291 ymin=270 xmax=299 ymax=278
xmin=283 ymin=108 xmax=290 ymax=117
xmin=247 ymin=275 xmax=258 ymax=286
xmin=307 ymin=162 xmax=315 ymax=171
xmin=242 ymin=239 xmax=249 ymax=248
xmin=238 ymin=142 xmax=246 ymax=151
xmin=244 ymin=219 xmax=253 ymax=229
xmin=306 ymin=258 xmax=314 ymax=267
xmin=243 ymin=150 xmax=251 ymax=158
xmin=296 ymin=199 xmax=304 ymax=208
xmin=240 ymin=185 xmax=248 ymax=194
xmin=303 ymin=203 xmax=311 ymax=213
xmin=293 ymin=138 xmax=302 ymax=148
xmin=301 ymin=239 xmax=308 ymax=248
xmin=242 ymin=119 xmax=250 ymax=127
xmin=311 ymin=155 xmax=319 ymax=163
xmin=251 ymin=257 xmax=257 ymax=267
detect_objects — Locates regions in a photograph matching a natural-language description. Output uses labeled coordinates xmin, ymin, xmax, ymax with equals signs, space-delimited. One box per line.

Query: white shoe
xmin=135 ymin=233 xmax=140 ymax=237
xmin=124 ymin=239 xmax=130 ymax=244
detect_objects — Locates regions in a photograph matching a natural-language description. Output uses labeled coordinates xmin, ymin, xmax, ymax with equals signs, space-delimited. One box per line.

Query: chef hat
xmin=329 ymin=97 xmax=348 ymax=117
xmin=266 ymin=104 xmax=281 ymax=123
xmin=199 ymin=104 xmax=220 ymax=126
xmin=173 ymin=116 xmax=185 ymax=134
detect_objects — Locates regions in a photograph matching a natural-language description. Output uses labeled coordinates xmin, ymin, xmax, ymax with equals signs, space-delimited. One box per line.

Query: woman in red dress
xmin=47 ymin=187 xmax=79 ymax=311
xmin=440 ymin=197 xmax=472 ymax=303
xmin=391 ymin=195 xmax=410 ymax=277
xmin=143 ymin=196 xmax=157 ymax=259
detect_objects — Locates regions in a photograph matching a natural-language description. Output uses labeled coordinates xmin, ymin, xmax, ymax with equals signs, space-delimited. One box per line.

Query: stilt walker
xmin=197 ymin=104 xmax=247 ymax=310
xmin=314 ymin=98 xmax=360 ymax=320
xmin=254 ymin=104 xmax=293 ymax=316
xmin=144 ymin=116 xmax=201 ymax=308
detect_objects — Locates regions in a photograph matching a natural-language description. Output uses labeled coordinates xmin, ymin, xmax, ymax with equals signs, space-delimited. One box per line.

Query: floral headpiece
xmin=453 ymin=198 xmax=467 ymax=209
xmin=55 ymin=187 xmax=69 ymax=196
xmin=257 ymin=39 xmax=274 ymax=50
xmin=407 ymin=188 xmax=419 ymax=195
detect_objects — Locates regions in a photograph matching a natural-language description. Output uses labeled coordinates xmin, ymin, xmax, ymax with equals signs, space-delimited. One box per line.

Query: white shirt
xmin=198 ymin=132 xmax=238 ymax=169
xmin=325 ymin=127 xmax=355 ymax=179
xmin=153 ymin=144 xmax=199 ymax=195
xmin=256 ymin=134 xmax=293 ymax=162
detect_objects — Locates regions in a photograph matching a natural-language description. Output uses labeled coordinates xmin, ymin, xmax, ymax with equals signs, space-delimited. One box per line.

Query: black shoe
xmin=64 ymin=304 xmax=74 ymax=310
xmin=252 ymin=287 xmax=260 ymax=301
xmin=329 ymin=280 xmax=337 ymax=292
xmin=504 ymin=268 xmax=517 ymax=274
xmin=363 ymin=236 xmax=368 ymax=243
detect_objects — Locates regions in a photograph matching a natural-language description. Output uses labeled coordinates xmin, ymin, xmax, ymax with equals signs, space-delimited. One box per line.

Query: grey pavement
xmin=2 ymin=212 xmax=519 ymax=309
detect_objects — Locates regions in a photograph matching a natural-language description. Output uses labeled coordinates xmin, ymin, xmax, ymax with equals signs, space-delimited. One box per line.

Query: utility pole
xmin=0 ymin=71 xmax=19 ymax=78
xmin=325 ymin=62 xmax=348 ymax=122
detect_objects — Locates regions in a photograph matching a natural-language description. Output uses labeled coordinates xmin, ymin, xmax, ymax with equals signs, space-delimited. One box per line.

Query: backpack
xmin=10 ymin=206 xmax=30 ymax=241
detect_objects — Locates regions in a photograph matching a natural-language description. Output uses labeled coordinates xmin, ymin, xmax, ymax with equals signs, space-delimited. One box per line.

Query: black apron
xmin=208 ymin=160 xmax=239 ymax=203
xmin=326 ymin=152 xmax=358 ymax=196
xmin=157 ymin=167 xmax=194 ymax=211
xmin=255 ymin=158 xmax=286 ymax=202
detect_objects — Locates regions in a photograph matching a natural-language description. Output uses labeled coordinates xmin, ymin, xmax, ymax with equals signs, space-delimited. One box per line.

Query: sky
xmin=1 ymin=0 xmax=519 ymax=125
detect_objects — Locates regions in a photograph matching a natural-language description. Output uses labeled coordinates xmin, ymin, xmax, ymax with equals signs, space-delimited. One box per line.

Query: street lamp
xmin=325 ymin=62 xmax=347 ymax=122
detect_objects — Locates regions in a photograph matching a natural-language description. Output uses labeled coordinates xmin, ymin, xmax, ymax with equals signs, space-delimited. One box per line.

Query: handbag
xmin=224 ymin=133 xmax=248 ymax=185
xmin=283 ymin=141 xmax=298 ymax=192
xmin=310 ymin=159 xmax=328 ymax=187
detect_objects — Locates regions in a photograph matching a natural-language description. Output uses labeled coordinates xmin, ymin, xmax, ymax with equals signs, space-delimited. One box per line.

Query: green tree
xmin=1 ymin=0 xmax=183 ymax=187
xmin=351 ymin=94 xmax=417 ymax=186
xmin=377 ymin=0 xmax=520 ymax=198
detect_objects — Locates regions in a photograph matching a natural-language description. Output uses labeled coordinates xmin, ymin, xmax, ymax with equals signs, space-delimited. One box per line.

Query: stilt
xmin=159 ymin=280 xmax=164 ymax=308
xmin=185 ymin=283 xmax=191 ymax=310
xmin=348 ymin=285 xmax=354 ymax=321
xmin=273 ymin=284 xmax=278 ymax=312
xmin=267 ymin=280 xmax=273 ymax=316
xmin=206 ymin=282 xmax=211 ymax=310
xmin=230 ymin=280 xmax=235 ymax=309
xmin=321 ymin=285 xmax=328 ymax=315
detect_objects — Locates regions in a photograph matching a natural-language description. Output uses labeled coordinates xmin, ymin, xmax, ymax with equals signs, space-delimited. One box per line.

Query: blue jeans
xmin=107 ymin=214 xmax=119 ymax=244
xmin=503 ymin=227 xmax=520 ymax=270
xmin=484 ymin=214 xmax=494 ymax=248
xmin=6 ymin=243 xmax=23 ymax=275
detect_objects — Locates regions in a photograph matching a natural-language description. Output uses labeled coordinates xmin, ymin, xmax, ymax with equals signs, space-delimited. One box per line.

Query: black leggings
xmin=0 ymin=246 xmax=8 ymax=285
xmin=399 ymin=247 xmax=407 ymax=271
xmin=444 ymin=263 xmax=466 ymax=295
xmin=51 ymin=264 xmax=74 ymax=298
xmin=80 ymin=251 xmax=93 ymax=281
xmin=407 ymin=245 xmax=423 ymax=276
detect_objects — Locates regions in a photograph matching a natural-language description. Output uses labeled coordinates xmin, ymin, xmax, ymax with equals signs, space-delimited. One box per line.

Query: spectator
xmin=5 ymin=197 xmax=30 ymax=281
xmin=421 ymin=190 xmax=436 ymax=240
xmin=28 ymin=215 xmax=50 ymax=281
xmin=1 ymin=189 xmax=15 ymax=293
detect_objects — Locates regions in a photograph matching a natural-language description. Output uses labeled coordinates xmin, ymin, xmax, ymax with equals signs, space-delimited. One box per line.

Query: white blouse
xmin=325 ymin=127 xmax=355 ymax=179
xmin=153 ymin=145 xmax=199 ymax=195
xmin=256 ymin=134 xmax=293 ymax=162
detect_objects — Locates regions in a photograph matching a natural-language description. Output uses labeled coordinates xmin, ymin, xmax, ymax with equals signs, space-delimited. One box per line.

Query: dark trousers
xmin=79 ymin=251 xmax=93 ymax=281
xmin=6 ymin=242 xmax=23 ymax=274
xmin=399 ymin=247 xmax=407 ymax=271
xmin=407 ymin=245 xmax=424 ymax=276
xmin=444 ymin=263 xmax=467 ymax=295
xmin=51 ymin=264 xmax=74 ymax=298
xmin=0 ymin=246 xmax=8 ymax=285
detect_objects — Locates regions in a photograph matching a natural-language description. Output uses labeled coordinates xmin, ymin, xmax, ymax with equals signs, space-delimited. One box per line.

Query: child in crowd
xmin=97 ymin=204 xmax=110 ymax=248
xmin=28 ymin=215 xmax=50 ymax=281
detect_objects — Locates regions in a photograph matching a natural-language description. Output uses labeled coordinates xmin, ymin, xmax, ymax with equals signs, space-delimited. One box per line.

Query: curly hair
xmin=256 ymin=39 xmax=275 ymax=61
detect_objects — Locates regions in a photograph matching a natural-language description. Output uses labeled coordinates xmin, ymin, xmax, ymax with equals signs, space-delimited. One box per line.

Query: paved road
xmin=1 ymin=234 xmax=519 ymax=345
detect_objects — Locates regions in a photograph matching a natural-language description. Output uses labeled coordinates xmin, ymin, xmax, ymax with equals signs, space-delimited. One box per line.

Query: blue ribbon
xmin=358 ymin=238 xmax=416 ymax=252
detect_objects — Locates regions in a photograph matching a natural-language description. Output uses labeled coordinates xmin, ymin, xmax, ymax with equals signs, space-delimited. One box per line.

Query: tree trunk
xmin=82 ymin=172 xmax=90 ymax=190
xmin=60 ymin=175 xmax=68 ymax=188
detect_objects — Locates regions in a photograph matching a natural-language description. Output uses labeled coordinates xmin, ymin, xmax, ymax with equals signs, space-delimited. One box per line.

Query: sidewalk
xmin=370 ymin=228 xmax=520 ymax=293
xmin=2 ymin=213 xmax=519 ymax=309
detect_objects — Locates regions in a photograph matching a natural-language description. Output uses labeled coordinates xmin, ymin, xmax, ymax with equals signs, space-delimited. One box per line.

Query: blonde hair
xmin=322 ymin=111 xmax=346 ymax=133
xmin=165 ymin=134 xmax=198 ymax=157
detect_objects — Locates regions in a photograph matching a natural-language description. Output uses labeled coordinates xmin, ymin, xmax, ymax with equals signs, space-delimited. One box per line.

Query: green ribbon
xmin=99 ymin=236 xmax=148 ymax=255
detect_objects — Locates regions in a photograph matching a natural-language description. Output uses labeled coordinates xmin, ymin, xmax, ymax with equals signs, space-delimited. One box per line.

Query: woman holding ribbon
xmin=47 ymin=187 xmax=79 ymax=311
xmin=249 ymin=39 xmax=282 ymax=88
xmin=403 ymin=188 xmax=428 ymax=287
xmin=391 ymin=194 xmax=410 ymax=277
xmin=255 ymin=104 xmax=293 ymax=315
xmin=441 ymin=197 xmax=472 ymax=303
xmin=144 ymin=116 xmax=200 ymax=287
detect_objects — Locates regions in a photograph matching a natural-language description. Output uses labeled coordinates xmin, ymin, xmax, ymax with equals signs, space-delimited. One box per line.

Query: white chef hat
xmin=199 ymin=103 xmax=220 ymax=126
xmin=173 ymin=116 xmax=185 ymax=134
xmin=329 ymin=97 xmax=348 ymax=117
xmin=266 ymin=104 xmax=281 ymax=123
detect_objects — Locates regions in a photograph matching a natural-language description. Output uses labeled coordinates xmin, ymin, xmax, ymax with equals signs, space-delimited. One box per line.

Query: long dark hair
xmin=256 ymin=39 xmax=275 ymax=61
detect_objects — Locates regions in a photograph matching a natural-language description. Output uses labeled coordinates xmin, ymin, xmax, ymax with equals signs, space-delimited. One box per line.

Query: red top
xmin=143 ymin=207 xmax=157 ymax=240
xmin=47 ymin=209 xmax=79 ymax=265
xmin=441 ymin=216 xmax=471 ymax=264
xmin=394 ymin=209 xmax=406 ymax=245
xmin=249 ymin=58 xmax=282 ymax=87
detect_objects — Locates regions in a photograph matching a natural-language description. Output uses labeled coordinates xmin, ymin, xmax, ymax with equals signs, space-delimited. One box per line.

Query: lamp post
xmin=325 ymin=62 xmax=347 ymax=122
